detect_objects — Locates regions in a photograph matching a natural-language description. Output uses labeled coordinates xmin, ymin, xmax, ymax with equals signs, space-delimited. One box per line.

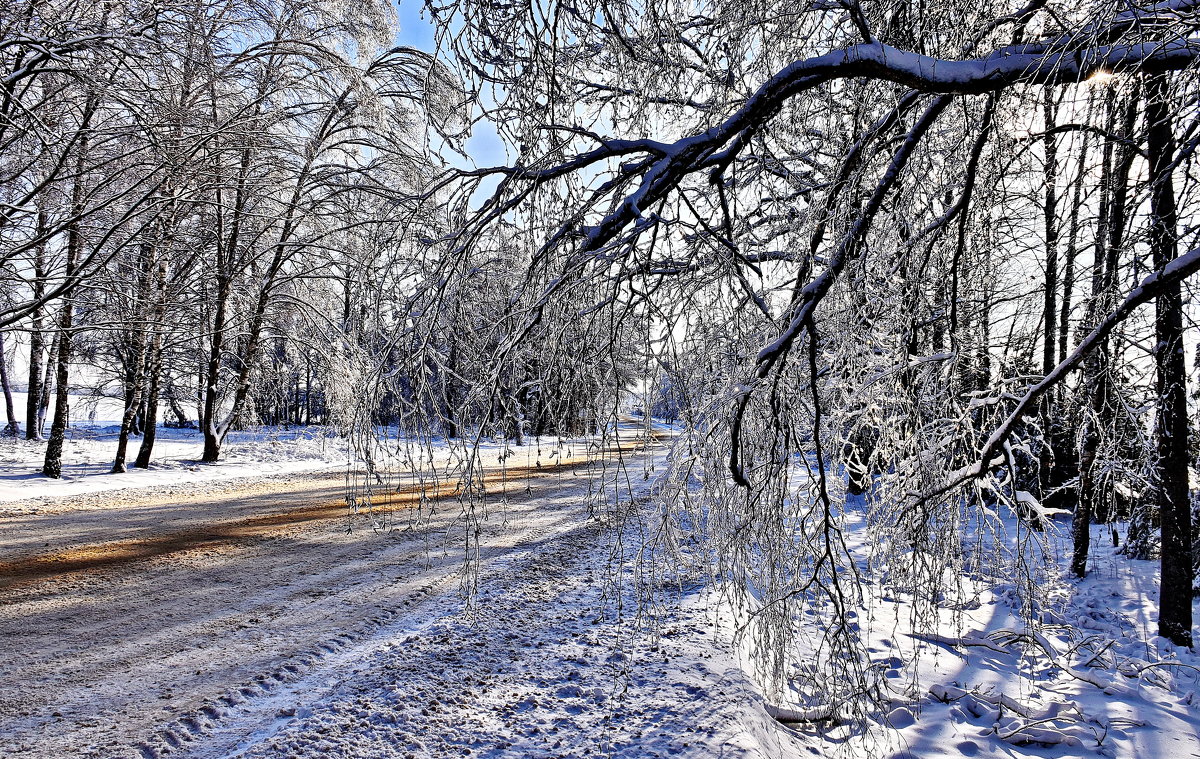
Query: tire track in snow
xmin=0 ymin=431 xmax=667 ymax=759
xmin=152 ymin=514 xmax=574 ymax=759
xmin=206 ymin=488 xmax=774 ymax=759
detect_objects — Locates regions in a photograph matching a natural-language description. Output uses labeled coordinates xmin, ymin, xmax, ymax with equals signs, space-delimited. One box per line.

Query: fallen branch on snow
xmin=764 ymin=702 xmax=836 ymax=723
xmin=908 ymin=631 xmax=1009 ymax=654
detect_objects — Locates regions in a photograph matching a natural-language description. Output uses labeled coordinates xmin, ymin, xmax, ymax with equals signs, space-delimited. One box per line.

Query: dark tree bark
xmin=164 ymin=380 xmax=190 ymax=429
xmin=1058 ymin=136 xmax=1086 ymax=366
xmin=133 ymin=348 xmax=162 ymax=468
xmin=134 ymin=256 xmax=169 ymax=468
xmin=201 ymin=143 xmax=252 ymax=463
xmin=1145 ymin=73 xmax=1192 ymax=648
xmin=25 ymin=210 xmax=47 ymax=440
xmin=1047 ymin=127 xmax=1088 ymax=516
xmin=1074 ymin=86 xmax=1137 ymax=576
xmin=43 ymin=293 xmax=77 ymax=478
xmin=444 ymin=340 xmax=459 ymax=439
xmin=43 ymin=113 xmax=94 ymax=478
xmin=1039 ymin=87 xmax=1060 ymax=503
xmin=112 ymin=244 xmax=154 ymax=473
xmin=202 ymin=133 xmax=310 ymax=461
xmin=1040 ymin=90 xmax=1059 ymax=381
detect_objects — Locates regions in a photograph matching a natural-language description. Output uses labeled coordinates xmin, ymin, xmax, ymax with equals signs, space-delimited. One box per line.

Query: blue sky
xmin=393 ymin=0 xmax=508 ymax=173
xmin=393 ymin=0 xmax=437 ymax=51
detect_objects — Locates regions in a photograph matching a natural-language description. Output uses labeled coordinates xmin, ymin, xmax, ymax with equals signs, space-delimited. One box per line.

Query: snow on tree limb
xmin=486 ymin=32 xmax=1200 ymax=267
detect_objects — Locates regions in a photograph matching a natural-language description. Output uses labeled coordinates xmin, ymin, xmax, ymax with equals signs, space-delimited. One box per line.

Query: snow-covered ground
xmin=735 ymin=505 xmax=1200 ymax=758
xmin=2 ymin=421 xmax=796 ymax=759
xmin=0 ymin=415 xmax=1197 ymax=758
xmin=0 ymin=395 xmax=668 ymax=509
xmin=0 ymin=393 xmax=351 ymax=505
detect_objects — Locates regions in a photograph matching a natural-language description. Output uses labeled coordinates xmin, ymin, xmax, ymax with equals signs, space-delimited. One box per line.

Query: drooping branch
xmin=729 ymin=95 xmax=954 ymax=486
xmin=513 ymin=34 xmax=1200 ymax=262
xmin=470 ymin=26 xmax=1200 ymax=366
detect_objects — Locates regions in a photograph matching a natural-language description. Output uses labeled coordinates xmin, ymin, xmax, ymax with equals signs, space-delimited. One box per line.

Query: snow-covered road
xmin=9 ymin=426 xmax=1194 ymax=759
xmin=0 ymin=435 xmax=787 ymax=759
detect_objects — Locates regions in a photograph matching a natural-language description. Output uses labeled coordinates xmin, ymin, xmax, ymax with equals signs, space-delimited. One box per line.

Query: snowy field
xmin=0 ymin=415 xmax=1197 ymax=758
xmin=0 ymin=393 xmax=350 ymax=506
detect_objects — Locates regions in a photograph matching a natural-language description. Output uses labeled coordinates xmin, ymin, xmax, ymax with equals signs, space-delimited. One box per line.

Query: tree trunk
xmin=1058 ymin=132 xmax=1086 ymax=366
xmin=201 ymin=267 xmax=232 ymax=462
xmin=111 ymin=339 xmax=147 ymax=472
xmin=204 ymin=131 xmax=311 ymax=459
xmin=207 ymin=279 xmax=274 ymax=457
xmin=444 ymin=341 xmax=459 ymax=439
xmin=304 ymin=358 xmax=312 ymax=425
xmin=1075 ymin=87 xmax=1137 ymax=575
xmin=42 ymin=313 xmax=73 ymax=479
xmin=38 ymin=331 xmax=57 ymax=437
xmin=43 ymin=123 xmax=91 ymax=478
xmin=1039 ymin=88 xmax=1059 ymax=503
xmin=0 ymin=332 xmax=19 ymax=435
xmin=134 ymin=344 xmax=162 ymax=468
xmin=26 ymin=210 xmax=47 ymax=440
xmin=202 ymin=146 xmax=253 ymax=463
xmin=1145 ymin=73 xmax=1192 ymax=648
xmin=134 ymin=254 xmax=169 ymax=468
xmin=164 ymin=381 xmax=190 ymax=428
xmin=112 ymin=242 xmax=155 ymax=473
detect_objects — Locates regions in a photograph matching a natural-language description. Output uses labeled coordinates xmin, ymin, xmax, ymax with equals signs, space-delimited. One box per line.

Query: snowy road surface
xmin=0 ymin=435 xmax=790 ymax=759
xmin=5 ymin=428 xmax=1197 ymax=759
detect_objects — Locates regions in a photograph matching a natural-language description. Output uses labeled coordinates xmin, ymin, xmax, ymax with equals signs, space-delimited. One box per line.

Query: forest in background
xmin=2 ymin=0 xmax=1199 ymax=728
